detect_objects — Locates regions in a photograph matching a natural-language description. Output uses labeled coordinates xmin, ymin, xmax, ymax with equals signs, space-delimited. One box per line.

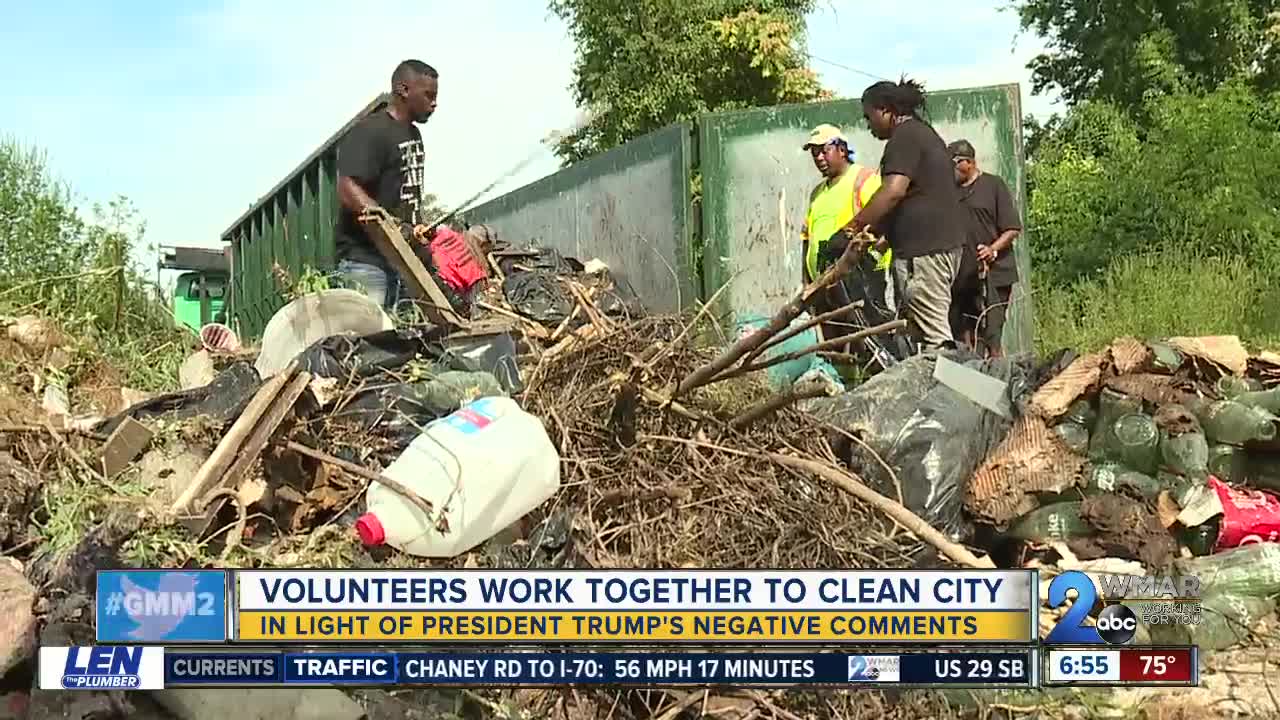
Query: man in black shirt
xmin=947 ymin=140 xmax=1022 ymax=358
xmin=826 ymin=78 xmax=967 ymax=351
xmin=334 ymin=59 xmax=439 ymax=310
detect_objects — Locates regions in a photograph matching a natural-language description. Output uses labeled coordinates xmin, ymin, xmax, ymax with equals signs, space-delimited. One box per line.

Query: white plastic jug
xmin=354 ymin=396 xmax=561 ymax=557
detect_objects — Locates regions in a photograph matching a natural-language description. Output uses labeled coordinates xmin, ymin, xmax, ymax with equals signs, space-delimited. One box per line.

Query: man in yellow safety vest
xmin=800 ymin=124 xmax=892 ymax=347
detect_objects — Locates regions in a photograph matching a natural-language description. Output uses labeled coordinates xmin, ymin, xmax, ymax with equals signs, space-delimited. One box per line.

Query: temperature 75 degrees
xmin=1119 ymin=648 xmax=1194 ymax=683
xmin=1142 ymin=654 xmax=1175 ymax=676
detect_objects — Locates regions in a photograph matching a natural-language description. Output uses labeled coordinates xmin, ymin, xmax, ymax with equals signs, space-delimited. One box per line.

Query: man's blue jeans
xmin=336 ymin=260 xmax=401 ymax=311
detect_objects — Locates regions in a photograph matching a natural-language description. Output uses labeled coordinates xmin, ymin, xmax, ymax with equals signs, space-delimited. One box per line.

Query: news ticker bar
xmin=1044 ymin=647 xmax=1198 ymax=686
xmin=41 ymin=647 xmax=1038 ymax=689
xmin=96 ymin=569 xmax=1039 ymax=645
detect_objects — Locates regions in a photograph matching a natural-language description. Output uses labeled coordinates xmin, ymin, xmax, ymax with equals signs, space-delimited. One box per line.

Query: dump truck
xmin=159 ymin=244 xmax=231 ymax=332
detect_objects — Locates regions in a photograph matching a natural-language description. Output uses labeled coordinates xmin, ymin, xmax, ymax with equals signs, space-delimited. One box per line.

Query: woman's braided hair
xmin=861 ymin=76 xmax=927 ymax=120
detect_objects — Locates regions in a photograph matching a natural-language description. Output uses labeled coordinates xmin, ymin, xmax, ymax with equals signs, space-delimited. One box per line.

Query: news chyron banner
xmin=41 ymin=646 xmax=1039 ymax=689
xmin=231 ymin=569 xmax=1037 ymax=644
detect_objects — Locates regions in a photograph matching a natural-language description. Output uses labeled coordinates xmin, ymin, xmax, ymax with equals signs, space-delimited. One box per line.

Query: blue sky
xmin=0 ymin=1 xmax=1059 ymax=274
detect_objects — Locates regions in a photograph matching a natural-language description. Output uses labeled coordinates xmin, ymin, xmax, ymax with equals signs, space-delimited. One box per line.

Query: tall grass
xmin=1034 ymin=246 xmax=1280 ymax=355
xmin=0 ymin=138 xmax=188 ymax=391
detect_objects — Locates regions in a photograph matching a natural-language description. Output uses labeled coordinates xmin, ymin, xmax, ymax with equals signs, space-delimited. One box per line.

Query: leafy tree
xmin=1027 ymin=81 xmax=1280 ymax=287
xmin=548 ymin=0 xmax=828 ymax=162
xmin=1016 ymin=0 xmax=1280 ymax=113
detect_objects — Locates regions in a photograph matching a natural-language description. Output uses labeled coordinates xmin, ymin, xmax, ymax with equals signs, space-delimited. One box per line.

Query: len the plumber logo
xmin=1046 ymin=570 xmax=1202 ymax=644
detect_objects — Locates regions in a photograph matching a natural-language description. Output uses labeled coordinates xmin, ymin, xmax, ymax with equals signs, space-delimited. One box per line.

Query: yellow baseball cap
xmin=803 ymin=124 xmax=846 ymax=150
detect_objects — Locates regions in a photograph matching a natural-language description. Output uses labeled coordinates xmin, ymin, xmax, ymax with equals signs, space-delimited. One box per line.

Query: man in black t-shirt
xmin=334 ymin=59 xmax=439 ymax=311
xmin=947 ymin=140 xmax=1022 ymax=358
xmin=825 ymin=78 xmax=967 ymax=351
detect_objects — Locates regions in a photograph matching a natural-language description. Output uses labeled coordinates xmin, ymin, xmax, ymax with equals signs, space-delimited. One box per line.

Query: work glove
xmin=822 ymin=229 xmax=851 ymax=263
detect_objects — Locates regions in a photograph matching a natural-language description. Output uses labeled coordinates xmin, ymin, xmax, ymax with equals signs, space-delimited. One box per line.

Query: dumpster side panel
xmin=464 ymin=123 xmax=697 ymax=312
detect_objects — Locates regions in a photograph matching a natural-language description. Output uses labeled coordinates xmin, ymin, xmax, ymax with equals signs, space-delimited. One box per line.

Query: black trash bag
xmin=442 ymin=332 xmax=524 ymax=395
xmin=98 ymin=362 xmax=262 ymax=435
xmin=588 ymin=271 xmax=645 ymax=319
xmin=807 ymin=352 xmax=1036 ymax=540
xmin=327 ymin=371 xmax=507 ymax=456
xmin=296 ymin=326 xmax=457 ymax=380
xmin=502 ymin=270 xmax=575 ymax=326
xmin=497 ymin=247 xmax=582 ymax=276
xmin=1031 ymin=348 xmax=1078 ymax=391
xmin=327 ymin=383 xmax=445 ymax=453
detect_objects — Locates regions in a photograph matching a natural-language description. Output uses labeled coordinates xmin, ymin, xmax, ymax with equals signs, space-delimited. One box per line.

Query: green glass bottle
xmin=1208 ymin=444 xmax=1249 ymax=484
xmin=1180 ymin=517 xmax=1221 ymax=557
xmin=1233 ymin=387 xmax=1280 ymax=415
xmin=1113 ymin=413 xmax=1160 ymax=474
xmin=1195 ymin=400 xmax=1278 ymax=445
xmin=1053 ymin=421 xmax=1090 ymax=455
xmin=1089 ymin=388 xmax=1142 ymax=462
xmin=1160 ymin=429 xmax=1209 ymax=477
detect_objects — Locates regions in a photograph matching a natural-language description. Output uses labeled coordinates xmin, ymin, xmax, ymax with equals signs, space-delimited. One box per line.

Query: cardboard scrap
xmin=967 ymin=415 xmax=1087 ymax=526
xmin=99 ymin=416 xmax=155 ymax=480
xmin=1107 ymin=373 xmax=1189 ymax=408
xmin=1176 ymin=483 xmax=1224 ymax=528
xmin=1156 ymin=491 xmax=1181 ymax=529
xmin=1167 ymin=335 xmax=1249 ymax=376
xmin=1109 ymin=336 xmax=1152 ymax=375
xmin=1029 ymin=352 xmax=1106 ymax=419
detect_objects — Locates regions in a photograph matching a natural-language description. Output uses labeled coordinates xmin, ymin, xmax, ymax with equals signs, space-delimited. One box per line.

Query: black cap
xmin=947 ymin=140 xmax=976 ymax=159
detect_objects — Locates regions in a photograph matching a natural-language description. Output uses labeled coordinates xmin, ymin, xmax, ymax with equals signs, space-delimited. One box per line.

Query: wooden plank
xmin=359 ymin=210 xmax=468 ymax=328
xmin=99 ymin=417 xmax=155 ymax=479
xmin=216 ymin=371 xmax=312 ymax=492
xmin=169 ymin=364 xmax=298 ymax=514
xmin=189 ymin=371 xmax=314 ymax=535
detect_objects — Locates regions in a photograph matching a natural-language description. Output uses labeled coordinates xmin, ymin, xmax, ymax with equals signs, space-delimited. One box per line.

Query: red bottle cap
xmin=355 ymin=513 xmax=386 ymax=546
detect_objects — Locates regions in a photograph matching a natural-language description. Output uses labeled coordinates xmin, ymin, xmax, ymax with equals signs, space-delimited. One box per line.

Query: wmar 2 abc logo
xmin=847 ymin=655 xmax=882 ymax=681
xmin=1045 ymin=570 xmax=1139 ymax=645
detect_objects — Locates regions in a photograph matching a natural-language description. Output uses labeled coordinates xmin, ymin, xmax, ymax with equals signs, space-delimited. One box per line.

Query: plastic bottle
xmin=1195 ymin=400 xmax=1278 ymax=446
xmin=355 ymin=396 xmax=561 ymax=557
xmin=1052 ymin=421 xmax=1089 ymax=455
xmin=1112 ymin=413 xmax=1160 ymax=474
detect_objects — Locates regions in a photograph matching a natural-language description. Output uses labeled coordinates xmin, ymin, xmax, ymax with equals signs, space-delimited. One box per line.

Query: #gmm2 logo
xmin=1045 ymin=569 xmax=1202 ymax=644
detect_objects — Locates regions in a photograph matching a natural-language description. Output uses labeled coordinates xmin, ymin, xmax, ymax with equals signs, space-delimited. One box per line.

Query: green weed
xmin=1035 ymin=246 xmax=1280 ymax=355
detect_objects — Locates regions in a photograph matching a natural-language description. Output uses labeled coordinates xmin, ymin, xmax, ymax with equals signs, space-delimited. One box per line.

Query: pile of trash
xmin=6 ymin=233 xmax=1280 ymax=718
xmin=0 ymin=245 xmax=932 ymax=720
xmin=963 ymin=336 xmax=1280 ymax=651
